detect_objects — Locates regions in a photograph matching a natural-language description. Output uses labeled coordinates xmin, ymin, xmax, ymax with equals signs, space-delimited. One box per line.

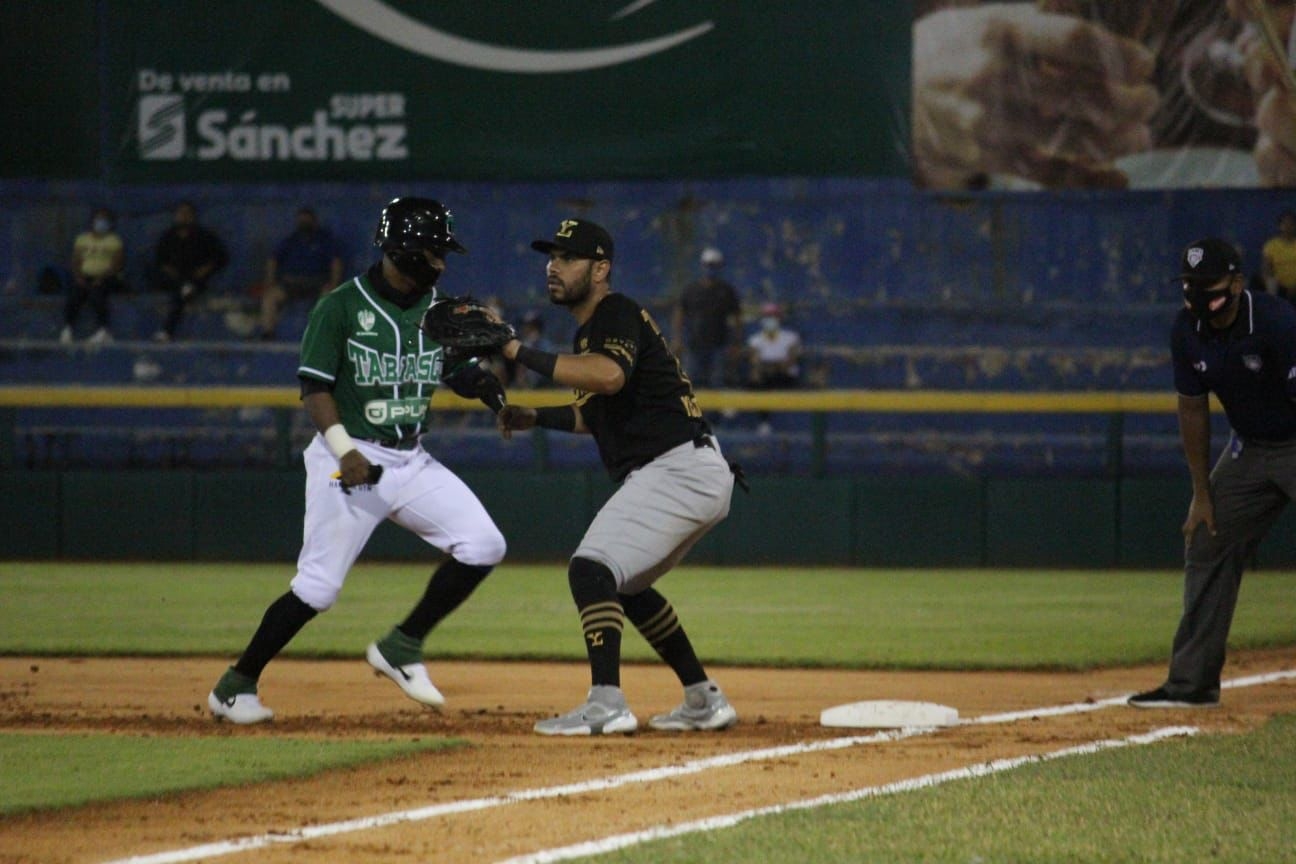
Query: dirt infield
xmin=3 ymin=648 xmax=1295 ymax=864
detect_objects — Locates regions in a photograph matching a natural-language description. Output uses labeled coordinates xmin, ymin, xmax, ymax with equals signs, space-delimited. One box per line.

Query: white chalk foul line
xmin=494 ymin=726 xmax=1201 ymax=864
xmin=101 ymin=728 xmax=933 ymax=864
xmin=100 ymin=668 xmax=1296 ymax=864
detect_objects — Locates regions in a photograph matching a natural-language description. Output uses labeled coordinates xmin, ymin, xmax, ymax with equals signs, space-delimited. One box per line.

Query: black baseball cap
xmin=1176 ymin=237 xmax=1241 ymax=283
xmin=531 ymin=219 xmax=614 ymax=260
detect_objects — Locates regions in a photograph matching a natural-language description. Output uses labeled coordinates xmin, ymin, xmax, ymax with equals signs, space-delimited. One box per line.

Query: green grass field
xmin=2 ymin=563 xmax=1294 ymax=668
xmin=2 ymin=562 xmax=1293 ymax=860
xmin=597 ymin=716 xmax=1296 ymax=864
xmin=0 ymin=734 xmax=462 ymax=814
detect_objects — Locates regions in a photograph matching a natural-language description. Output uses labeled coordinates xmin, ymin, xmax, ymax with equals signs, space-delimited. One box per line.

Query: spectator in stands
xmin=745 ymin=301 xmax=802 ymax=435
xmin=151 ymin=201 xmax=228 ymax=342
xmin=60 ymin=207 xmax=126 ymax=345
xmin=671 ymin=246 xmax=742 ymax=388
xmin=1262 ymin=209 xmax=1296 ymax=302
xmin=747 ymin=302 xmax=802 ymax=388
xmin=256 ymin=207 xmax=345 ymax=340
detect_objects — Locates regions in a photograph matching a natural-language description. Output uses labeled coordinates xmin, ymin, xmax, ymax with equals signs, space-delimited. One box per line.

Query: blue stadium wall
xmin=6 ymin=179 xmax=1296 ymax=566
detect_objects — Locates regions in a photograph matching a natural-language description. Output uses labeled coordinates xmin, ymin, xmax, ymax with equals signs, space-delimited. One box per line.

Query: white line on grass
xmin=99 ymin=668 xmax=1296 ymax=864
xmin=495 ymin=725 xmax=1200 ymax=864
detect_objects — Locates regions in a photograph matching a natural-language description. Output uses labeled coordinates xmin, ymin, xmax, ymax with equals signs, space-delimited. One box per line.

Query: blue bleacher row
xmin=6 ymin=176 xmax=1276 ymax=474
xmin=12 ymin=415 xmax=1196 ymax=478
xmin=3 ymin=338 xmax=1170 ymax=392
xmin=7 ymin=288 xmax=1176 ymax=350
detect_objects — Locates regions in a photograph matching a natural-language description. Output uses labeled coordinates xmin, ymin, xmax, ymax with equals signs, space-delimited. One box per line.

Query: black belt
xmin=360 ymin=435 xmax=420 ymax=450
xmin=693 ymin=433 xmax=749 ymax=493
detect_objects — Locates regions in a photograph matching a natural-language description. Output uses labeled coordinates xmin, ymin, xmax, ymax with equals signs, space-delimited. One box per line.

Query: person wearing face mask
xmin=207 ymin=196 xmax=507 ymax=725
xmin=745 ymin=301 xmax=802 ymax=436
xmin=670 ymin=247 xmax=743 ymax=389
xmin=1130 ymin=237 xmax=1296 ymax=709
xmin=60 ymin=207 xmax=126 ymax=345
xmin=746 ymin=302 xmax=802 ymax=389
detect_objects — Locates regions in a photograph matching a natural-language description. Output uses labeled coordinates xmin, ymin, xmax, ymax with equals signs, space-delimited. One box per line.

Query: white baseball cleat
xmin=208 ymin=691 xmax=274 ymax=725
xmin=366 ymin=642 xmax=446 ymax=708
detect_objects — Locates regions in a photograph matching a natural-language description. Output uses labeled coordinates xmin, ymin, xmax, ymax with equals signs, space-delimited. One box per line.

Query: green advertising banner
xmin=0 ymin=1 xmax=100 ymax=179
xmin=85 ymin=1 xmax=911 ymax=182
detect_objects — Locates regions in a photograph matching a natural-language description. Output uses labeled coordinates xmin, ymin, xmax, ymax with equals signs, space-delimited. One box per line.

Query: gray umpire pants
xmin=1167 ymin=434 xmax=1296 ymax=697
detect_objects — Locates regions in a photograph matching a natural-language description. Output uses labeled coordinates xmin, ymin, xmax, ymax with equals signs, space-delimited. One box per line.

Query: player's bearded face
xmin=546 ymin=257 xmax=594 ymax=307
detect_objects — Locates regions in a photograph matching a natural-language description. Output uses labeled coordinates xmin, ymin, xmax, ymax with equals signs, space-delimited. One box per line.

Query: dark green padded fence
xmin=7 ymin=469 xmax=1294 ymax=568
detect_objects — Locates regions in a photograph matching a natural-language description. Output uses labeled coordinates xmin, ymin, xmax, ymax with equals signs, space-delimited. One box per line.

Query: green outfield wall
xmin=3 ymin=1 xmax=907 ymax=182
xmin=8 ymin=469 xmax=1296 ymax=569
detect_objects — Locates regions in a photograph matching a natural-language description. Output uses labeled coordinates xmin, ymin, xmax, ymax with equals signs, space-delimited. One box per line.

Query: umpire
xmin=1131 ymin=238 xmax=1296 ymax=708
xmin=498 ymin=218 xmax=740 ymax=736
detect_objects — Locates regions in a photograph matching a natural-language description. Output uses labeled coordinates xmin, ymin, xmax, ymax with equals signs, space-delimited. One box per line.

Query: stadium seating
xmin=3 ymin=177 xmax=1276 ymax=475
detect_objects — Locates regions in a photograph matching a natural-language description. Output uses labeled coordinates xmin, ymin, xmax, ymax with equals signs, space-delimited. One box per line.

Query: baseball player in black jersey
xmin=208 ymin=197 xmax=508 ymax=724
xmin=497 ymin=218 xmax=740 ymax=735
xmin=1130 ymin=238 xmax=1296 ymax=709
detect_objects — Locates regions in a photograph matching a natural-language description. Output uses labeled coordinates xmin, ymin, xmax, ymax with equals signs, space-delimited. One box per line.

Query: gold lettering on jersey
xmin=603 ymin=339 xmax=635 ymax=365
xmin=638 ymin=309 xmax=701 ymax=414
xmin=347 ymin=341 xmax=442 ymax=386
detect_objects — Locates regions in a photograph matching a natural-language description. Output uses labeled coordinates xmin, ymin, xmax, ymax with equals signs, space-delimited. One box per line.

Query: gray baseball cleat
xmin=534 ymin=685 xmax=639 ymax=736
xmin=649 ymin=680 xmax=738 ymax=731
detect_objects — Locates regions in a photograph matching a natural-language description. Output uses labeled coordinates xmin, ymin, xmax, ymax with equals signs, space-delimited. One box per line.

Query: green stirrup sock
xmin=377 ymin=627 xmax=423 ymax=667
xmin=213 ymin=666 xmax=258 ymax=700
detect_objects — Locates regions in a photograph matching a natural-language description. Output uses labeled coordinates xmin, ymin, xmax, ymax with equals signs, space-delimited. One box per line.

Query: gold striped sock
xmin=637 ymin=602 xmax=680 ymax=647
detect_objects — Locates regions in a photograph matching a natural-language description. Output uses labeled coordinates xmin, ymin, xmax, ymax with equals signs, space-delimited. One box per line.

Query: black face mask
xmin=388 ymin=249 xmax=442 ymax=293
xmin=1183 ymin=280 xmax=1236 ymax=323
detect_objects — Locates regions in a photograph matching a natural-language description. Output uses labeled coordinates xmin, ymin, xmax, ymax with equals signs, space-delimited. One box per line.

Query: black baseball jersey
xmin=573 ymin=292 xmax=709 ymax=481
xmin=1171 ymin=289 xmax=1296 ymax=442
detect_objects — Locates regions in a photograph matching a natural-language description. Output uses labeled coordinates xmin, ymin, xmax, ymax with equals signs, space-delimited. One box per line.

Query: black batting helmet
xmin=374 ymin=197 xmax=467 ymax=256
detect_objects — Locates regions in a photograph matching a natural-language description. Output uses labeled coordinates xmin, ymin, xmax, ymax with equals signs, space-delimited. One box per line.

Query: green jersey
xmin=298 ymin=267 xmax=446 ymax=442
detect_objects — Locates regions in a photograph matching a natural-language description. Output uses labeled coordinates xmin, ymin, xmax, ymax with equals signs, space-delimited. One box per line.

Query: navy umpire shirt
xmin=1171 ymin=289 xmax=1296 ymax=443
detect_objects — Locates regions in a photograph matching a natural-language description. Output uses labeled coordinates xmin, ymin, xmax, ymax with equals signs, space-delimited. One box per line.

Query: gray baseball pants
xmin=574 ymin=436 xmax=734 ymax=595
xmin=1167 ymin=434 xmax=1296 ymax=697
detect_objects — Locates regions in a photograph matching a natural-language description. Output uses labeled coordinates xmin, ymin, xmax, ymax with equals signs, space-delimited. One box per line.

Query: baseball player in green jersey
xmin=208 ymin=197 xmax=507 ymax=724
xmin=498 ymin=218 xmax=740 ymax=736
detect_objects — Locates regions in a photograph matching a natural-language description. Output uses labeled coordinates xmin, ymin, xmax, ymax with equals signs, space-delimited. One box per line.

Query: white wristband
xmin=323 ymin=424 xmax=357 ymax=459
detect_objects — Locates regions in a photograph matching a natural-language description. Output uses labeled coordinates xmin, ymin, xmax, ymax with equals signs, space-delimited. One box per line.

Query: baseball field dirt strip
xmin=2 ymin=648 xmax=1294 ymax=863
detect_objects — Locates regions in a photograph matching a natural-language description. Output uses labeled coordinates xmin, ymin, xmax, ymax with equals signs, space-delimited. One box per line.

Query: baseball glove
xmin=421 ymin=296 xmax=516 ymax=353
